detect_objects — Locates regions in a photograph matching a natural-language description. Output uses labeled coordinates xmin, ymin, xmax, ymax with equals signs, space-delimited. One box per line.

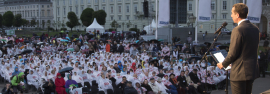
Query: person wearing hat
xmin=124 ymin=81 xmax=137 ymax=94
xmin=149 ymin=78 xmax=165 ymax=94
xmin=11 ymin=72 xmax=25 ymax=94
xmin=189 ymin=69 xmax=205 ymax=94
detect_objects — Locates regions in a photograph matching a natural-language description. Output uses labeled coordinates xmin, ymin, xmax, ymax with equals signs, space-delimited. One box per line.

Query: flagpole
xmin=195 ymin=0 xmax=198 ymax=43
xmin=155 ymin=0 xmax=158 ymax=39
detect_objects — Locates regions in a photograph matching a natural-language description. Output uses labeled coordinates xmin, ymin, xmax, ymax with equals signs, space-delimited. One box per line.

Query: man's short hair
xmin=232 ymin=3 xmax=249 ymax=19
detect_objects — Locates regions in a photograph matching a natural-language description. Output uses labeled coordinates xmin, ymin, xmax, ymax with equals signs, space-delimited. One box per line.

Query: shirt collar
xmin=238 ymin=19 xmax=248 ymax=26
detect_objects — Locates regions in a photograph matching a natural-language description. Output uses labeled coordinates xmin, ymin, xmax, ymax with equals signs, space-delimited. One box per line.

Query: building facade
xmin=52 ymin=0 xmax=159 ymax=32
xmin=0 ymin=0 xmax=53 ymax=29
xmin=51 ymin=0 xmax=269 ymax=33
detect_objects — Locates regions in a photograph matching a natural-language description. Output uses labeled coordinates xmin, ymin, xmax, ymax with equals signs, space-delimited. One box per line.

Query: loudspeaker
xmin=143 ymin=1 xmax=149 ymax=17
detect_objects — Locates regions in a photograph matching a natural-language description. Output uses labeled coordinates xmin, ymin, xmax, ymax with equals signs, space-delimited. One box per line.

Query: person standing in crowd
xmin=263 ymin=38 xmax=269 ymax=51
xmin=106 ymin=42 xmax=111 ymax=52
xmin=1 ymin=83 xmax=12 ymax=94
xmin=259 ymin=50 xmax=266 ymax=78
xmin=55 ymin=73 xmax=67 ymax=94
xmin=118 ymin=42 xmax=125 ymax=54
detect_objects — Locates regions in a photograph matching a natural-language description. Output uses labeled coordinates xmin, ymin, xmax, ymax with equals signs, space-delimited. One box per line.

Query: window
xmin=118 ymin=16 xmax=121 ymax=20
xmin=111 ymin=0 xmax=113 ymax=2
xmin=211 ymin=14 xmax=215 ymax=19
xmin=118 ymin=25 xmax=121 ymax=28
xmin=76 ymin=7 xmax=78 ymax=14
xmin=63 ymin=0 xmax=65 ymax=5
xmin=70 ymin=0 xmax=72 ymax=5
xmin=64 ymin=8 xmax=66 ymax=15
xmin=82 ymin=7 xmax=84 ymax=13
xmin=76 ymin=0 xmax=78 ymax=4
xmin=222 ymin=13 xmax=227 ymax=19
xmin=88 ymin=0 xmax=91 ymax=3
xmin=134 ymin=16 xmax=137 ymax=19
xmin=134 ymin=4 xmax=137 ymax=12
xmin=48 ymin=10 xmax=50 ymax=16
xmin=103 ymin=0 xmax=105 ymax=2
xmin=31 ymin=12 xmax=32 ymax=17
xmin=33 ymin=10 xmax=35 ymax=16
xmin=95 ymin=0 xmax=98 ymax=3
xmin=111 ymin=6 xmax=113 ymax=13
xmin=135 ymin=25 xmax=137 ymax=28
xmin=81 ymin=0 xmax=84 ymax=4
xmin=127 ymin=25 xmax=129 ymax=28
xmin=70 ymin=7 xmax=72 ymax=12
xmin=95 ymin=6 xmax=98 ymax=11
xmin=42 ymin=5 xmax=44 ymax=8
xmin=57 ymin=8 xmax=59 ymax=15
xmin=151 ymin=3 xmax=154 ymax=11
xmin=126 ymin=15 xmax=130 ymax=20
xmin=47 ymin=5 xmax=49 ymax=8
xmin=42 ymin=10 xmax=44 ymax=16
xmin=103 ymin=7 xmax=105 ymax=10
xmin=126 ymin=5 xmax=129 ymax=12
xmin=37 ymin=11 xmax=39 ymax=16
xmin=188 ymin=3 xmax=192 ymax=11
xmin=87 ymin=5 xmax=91 ymax=8
xmin=57 ymin=0 xmax=59 ymax=5
xmin=118 ymin=6 xmax=121 ymax=13
xmin=223 ymin=1 xmax=227 ymax=10
xmin=111 ymin=16 xmax=114 ymax=20
xmin=211 ymin=1 xmax=215 ymax=10
xmin=33 ymin=5 xmax=35 ymax=8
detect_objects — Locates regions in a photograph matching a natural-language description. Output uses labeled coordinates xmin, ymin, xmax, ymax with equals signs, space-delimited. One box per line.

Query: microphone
xmin=214 ymin=22 xmax=228 ymax=34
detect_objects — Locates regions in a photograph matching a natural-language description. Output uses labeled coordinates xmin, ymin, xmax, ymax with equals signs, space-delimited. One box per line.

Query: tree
xmin=30 ymin=19 xmax=36 ymax=27
xmin=66 ymin=12 xmax=79 ymax=32
xmin=93 ymin=10 xmax=107 ymax=25
xmin=47 ymin=20 xmax=51 ymax=27
xmin=80 ymin=8 xmax=94 ymax=27
xmin=2 ymin=11 xmax=14 ymax=27
xmin=0 ymin=14 xmax=3 ymax=28
xmin=13 ymin=14 xmax=23 ymax=28
xmin=42 ymin=20 xmax=45 ymax=29
xmin=22 ymin=19 xmax=27 ymax=28
xmin=110 ymin=20 xmax=117 ymax=29
xmin=25 ymin=20 xmax=30 ymax=27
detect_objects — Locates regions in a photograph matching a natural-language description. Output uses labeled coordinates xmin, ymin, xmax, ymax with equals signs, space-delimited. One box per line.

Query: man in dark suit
xmin=178 ymin=71 xmax=196 ymax=94
xmin=217 ymin=3 xmax=260 ymax=94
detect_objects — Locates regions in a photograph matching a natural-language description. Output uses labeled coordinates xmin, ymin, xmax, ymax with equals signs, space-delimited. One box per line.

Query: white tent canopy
xmin=86 ymin=18 xmax=105 ymax=34
xmin=143 ymin=19 xmax=161 ymax=34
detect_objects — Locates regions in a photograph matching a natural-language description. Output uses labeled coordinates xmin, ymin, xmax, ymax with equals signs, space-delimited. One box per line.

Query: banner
xmin=5 ymin=30 xmax=15 ymax=35
xmin=247 ymin=0 xmax=262 ymax=23
xmin=198 ymin=0 xmax=211 ymax=22
xmin=158 ymin=0 xmax=170 ymax=26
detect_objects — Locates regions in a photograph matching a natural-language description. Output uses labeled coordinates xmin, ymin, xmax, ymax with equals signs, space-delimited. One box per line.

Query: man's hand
xmin=217 ymin=63 xmax=224 ymax=69
xmin=197 ymin=82 xmax=201 ymax=85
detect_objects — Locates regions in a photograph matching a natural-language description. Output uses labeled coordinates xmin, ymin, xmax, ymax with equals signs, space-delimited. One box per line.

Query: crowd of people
xmin=0 ymin=33 xmax=229 ymax=94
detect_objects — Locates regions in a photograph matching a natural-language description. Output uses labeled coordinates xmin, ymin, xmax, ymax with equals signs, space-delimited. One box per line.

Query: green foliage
xmin=0 ymin=14 xmax=2 ymax=28
xmin=129 ymin=28 xmax=140 ymax=31
xmin=93 ymin=10 xmax=107 ymax=25
xmin=22 ymin=19 xmax=27 ymax=27
xmin=110 ymin=20 xmax=117 ymax=28
xmin=13 ymin=14 xmax=23 ymax=27
xmin=30 ymin=19 xmax=36 ymax=27
xmin=2 ymin=11 xmax=14 ymax=27
xmin=80 ymin=8 xmax=94 ymax=27
xmin=66 ymin=12 xmax=79 ymax=32
xmin=108 ymin=28 xmax=115 ymax=31
xmin=60 ymin=28 xmax=67 ymax=31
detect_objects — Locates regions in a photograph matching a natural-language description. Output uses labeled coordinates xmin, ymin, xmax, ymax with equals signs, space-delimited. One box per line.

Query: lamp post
xmin=115 ymin=22 xmax=119 ymax=31
xmin=47 ymin=22 xmax=50 ymax=35
xmin=188 ymin=14 xmax=196 ymax=27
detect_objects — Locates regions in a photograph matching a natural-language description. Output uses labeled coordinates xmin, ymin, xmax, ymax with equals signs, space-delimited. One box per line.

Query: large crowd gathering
xmin=0 ymin=32 xmax=234 ymax=94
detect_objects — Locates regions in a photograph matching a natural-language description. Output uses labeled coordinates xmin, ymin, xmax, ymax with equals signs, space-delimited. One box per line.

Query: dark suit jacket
xmin=177 ymin=76 xmax=188 ymax=87
xmin=222 ymin=20 xmax=260 ymax=81
xmin=189 ymin=72 xmax=201 ymax=84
